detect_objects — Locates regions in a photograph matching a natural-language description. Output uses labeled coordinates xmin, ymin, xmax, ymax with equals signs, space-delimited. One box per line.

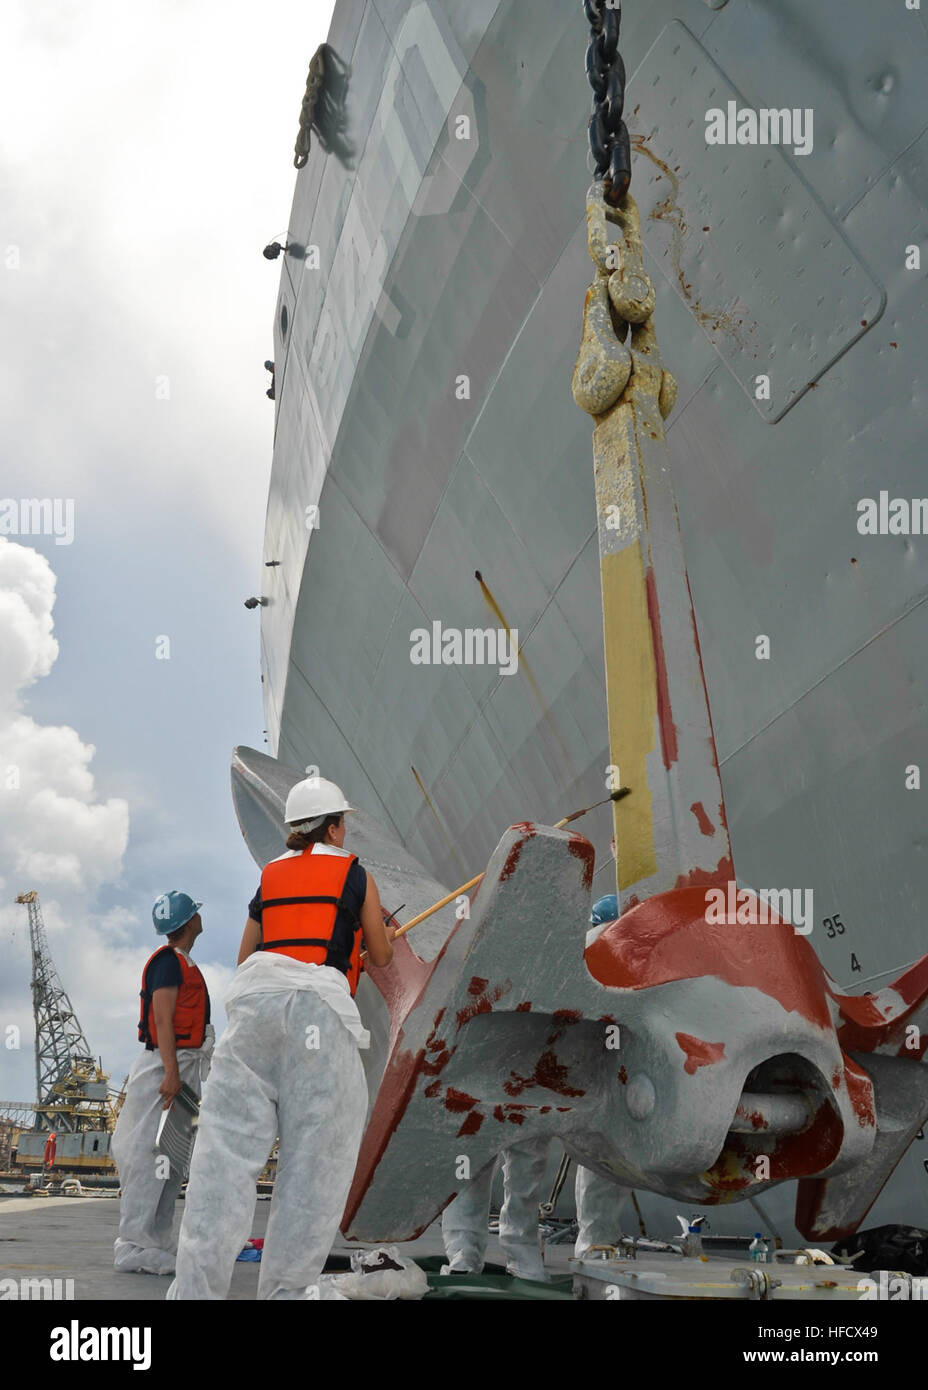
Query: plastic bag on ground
xmin=318 ymin=1246 xmax=429 ymax=1300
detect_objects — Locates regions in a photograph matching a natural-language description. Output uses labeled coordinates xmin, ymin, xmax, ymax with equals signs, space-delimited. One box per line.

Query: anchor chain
xmin=571 ymin=183 xmax=677 ymax=419
xmin=584 ymin=0 xmax=631 ymax=207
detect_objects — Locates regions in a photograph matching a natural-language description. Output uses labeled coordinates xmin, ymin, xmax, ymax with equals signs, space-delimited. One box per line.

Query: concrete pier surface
xmin=0 ymin=1195 xmax=575 ymax=1300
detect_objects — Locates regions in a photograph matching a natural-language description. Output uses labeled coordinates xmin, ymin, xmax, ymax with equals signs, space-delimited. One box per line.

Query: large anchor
xmin=234 ymin=130 xmax=928 ymax=1251
xmin=337 ymin=186 xmax=928 ymax=1242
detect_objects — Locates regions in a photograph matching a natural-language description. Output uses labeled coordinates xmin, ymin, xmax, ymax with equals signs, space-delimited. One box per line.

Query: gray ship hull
xmin=253 ymin=0 xmax=928 ymax=1245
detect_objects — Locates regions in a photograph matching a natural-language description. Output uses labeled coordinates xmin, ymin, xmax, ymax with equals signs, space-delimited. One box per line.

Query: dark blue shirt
xmin=141 ymin=947 xmax=211 ymax=1050
xmin=145 ymin=948 xmax=182 ymax=993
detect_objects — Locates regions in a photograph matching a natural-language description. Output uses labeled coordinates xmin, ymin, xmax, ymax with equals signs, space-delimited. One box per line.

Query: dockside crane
xmin=0 ymin=893 xmax=119 ymax=1175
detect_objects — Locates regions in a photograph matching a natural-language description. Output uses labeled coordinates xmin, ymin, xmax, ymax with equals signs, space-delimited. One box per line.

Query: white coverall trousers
xmin=167 ymin=979 xmax=367 ymax=1300
xmin=441 ymin=1135 xmax=551 ymax=1280
xmin=441 ymin=1139 xmax=630 ymax=1275
xmin=111 ymin=1028 xmax=214 ymax=1274
xmin=574 ymin=1163 xmax=630 ymax=1256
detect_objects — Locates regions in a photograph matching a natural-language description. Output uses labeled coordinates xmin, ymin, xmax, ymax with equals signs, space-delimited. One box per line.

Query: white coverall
xmin=441 ymin=1138 xmax=629 ymax=1276
xmin=111 ymin=1027 xmax=214 ymax=1274
xmin=574 ymin=1163 xmax=630 ymax=1255
xmin=167 ymin=951 xmax=369 ymax=1300
xmin=441 ymin=1135 xmax=551 ymax=1281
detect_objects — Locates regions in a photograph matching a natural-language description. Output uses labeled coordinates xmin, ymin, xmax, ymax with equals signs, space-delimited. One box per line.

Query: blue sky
xmin=0 ymin=0 xmax=336 ymax=1103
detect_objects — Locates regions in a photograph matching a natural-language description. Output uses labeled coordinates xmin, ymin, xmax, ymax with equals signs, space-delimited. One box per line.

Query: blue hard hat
xmin=152 ymin=890 xmax=202 ymax=934
xmin=590 ymin=893 xmax=619 ymax=927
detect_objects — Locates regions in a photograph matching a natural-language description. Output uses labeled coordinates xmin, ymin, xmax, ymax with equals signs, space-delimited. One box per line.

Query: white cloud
xmin=0 ymin=0 xmax=338 ymax=556
xmin=0 ymin=537 xmax=128 ymax=893
xmin=0 ymin=539 xmax=58 ymax=708
xmin=0 ymin=538 xmax=135 ymax=1102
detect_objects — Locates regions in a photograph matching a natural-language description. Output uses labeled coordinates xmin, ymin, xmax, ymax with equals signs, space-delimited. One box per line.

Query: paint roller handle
xmin=360 ymin=875 xmax=484 ymax=960
xmin=362 ymin=790 xmax=630 ymax=957
xmin=358 ymin=795 xmax=633 ymax=956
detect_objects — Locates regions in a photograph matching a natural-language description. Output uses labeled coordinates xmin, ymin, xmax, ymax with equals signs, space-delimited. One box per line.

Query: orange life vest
xmin=138 ymin=946 xmax=208 ymax=1050
xmin=257 ymin=846 xmax=363 ymax=995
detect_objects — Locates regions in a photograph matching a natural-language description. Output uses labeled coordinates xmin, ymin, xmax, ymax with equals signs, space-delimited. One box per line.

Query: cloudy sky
xmin=0 ymin=0 xmax=336 ymax=1103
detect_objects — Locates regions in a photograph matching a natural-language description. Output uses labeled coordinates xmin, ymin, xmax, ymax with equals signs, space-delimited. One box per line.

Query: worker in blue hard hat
xmin=110 ymin=891 xmax=214 ymax=1276
xmin=589 ymin=833 xmax=620 ymax=928
xmin=590 ymin=893 xmax=619 ymax=926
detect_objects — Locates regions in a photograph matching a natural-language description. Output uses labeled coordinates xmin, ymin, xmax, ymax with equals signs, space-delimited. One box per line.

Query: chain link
xmin=583 ymin=1 xmax=631 ymax=207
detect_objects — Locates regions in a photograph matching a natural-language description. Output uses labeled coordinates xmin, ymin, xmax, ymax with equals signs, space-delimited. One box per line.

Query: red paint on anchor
xmin=504 ymin=1050 xmax=585 ymax=1098
xmin=552 ymin=1009 xmax=582 ymax=1025
xmin=501 ymin=824 xmax=537 ymax=882
xmin=501 ymin=842 xmax=523 ymax=881
xmin=568 ymin=834 xmax=595 ymax=888
xmin=424 ymin=1080 xmax=441 ymax=1099
xmin=675 ymin=1032 xmax=726 ymax=1075
xmin=618 ymin=1066 xmax=628 ymax=1084
xmin=455 ymin=979 xmax=510 ymax=1030
xmin=515 ymin=1001 xmax=532 ymax=1012
xmin=546 ymin=1009 xmax=582 ymax=1046
xmin=843 ymin=1058 xmax=876 ymax=1127
xmin=645 ymin=567 xmax=679 ymax=769
xmin=685 ymin=568 xmax=725 ymax=780
xmin=422 ymin=1047 xmax=451 ymax=1076
xmin=423 ymin=1013 xmax=449 ymax=1075
xmin=342 ymin=1042 xmax=428 ymax=1230
xmin=585 ymin=884 xmax=835 ymax=1030
xmin=690 ymin=801 xmax=714 ymax=837
xmin=834 ymin=954 xmax=928 ymax=1054
xmin=674 ymin=854 xmax=735 ymax=892
xmin=445 ymin=1087 xmax=479 ymax=1114
xmin=457 ymin=1111 xmax=483 ymax=1137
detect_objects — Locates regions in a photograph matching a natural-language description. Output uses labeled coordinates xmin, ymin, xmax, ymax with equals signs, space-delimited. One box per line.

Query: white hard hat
xmin=284 ymin=775 xmax=354 ymax=831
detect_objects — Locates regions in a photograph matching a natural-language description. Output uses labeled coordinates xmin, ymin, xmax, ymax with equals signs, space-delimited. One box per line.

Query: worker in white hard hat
xmin=111 ymin=892 xmax=214 ymax=1275
xmin=167 ymin=775 xmax=395 ymax=1300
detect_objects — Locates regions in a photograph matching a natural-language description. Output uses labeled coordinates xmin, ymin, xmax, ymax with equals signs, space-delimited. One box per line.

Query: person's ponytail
xmin=285 ymin=813 xmax=343 ymax=851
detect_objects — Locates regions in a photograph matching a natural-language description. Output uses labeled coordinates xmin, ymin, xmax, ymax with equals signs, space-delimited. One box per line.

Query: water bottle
xmin=749 ymin=1233 xmax=769 ymax=1263
xmin=684 ymin=1223 xmax=704 ymax=1258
